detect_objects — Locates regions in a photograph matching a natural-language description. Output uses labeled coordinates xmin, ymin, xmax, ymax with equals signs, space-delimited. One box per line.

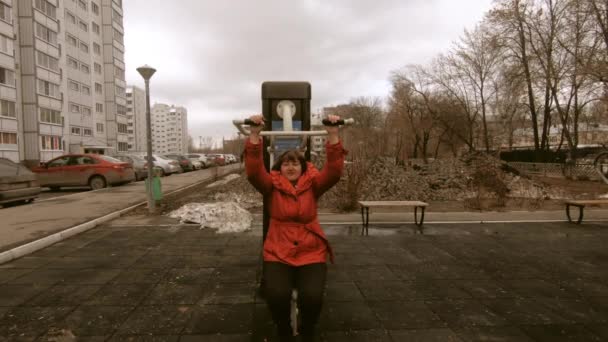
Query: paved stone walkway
xmin=1 ymin=221 xmax=608 ymax=341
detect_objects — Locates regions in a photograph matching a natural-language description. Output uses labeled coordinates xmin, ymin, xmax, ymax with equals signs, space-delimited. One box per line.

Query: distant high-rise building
xmin=151 ymin=103 xmax=188 ymax=154
xmin=126 ymin=86 xmax=146 ymax=152
xmin=0 ymin=0 xmax=126 ymax=164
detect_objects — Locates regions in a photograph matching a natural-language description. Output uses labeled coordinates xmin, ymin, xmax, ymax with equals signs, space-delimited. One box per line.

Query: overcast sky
xmin=123 ymin=0 xmax=494 ymax=145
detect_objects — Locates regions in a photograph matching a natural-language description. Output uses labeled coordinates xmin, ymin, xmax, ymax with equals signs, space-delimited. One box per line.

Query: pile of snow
xmin=206 ymin=174 xmax=241 ymax=188
xmin=168 ymin=202 xmax=252 ymax=233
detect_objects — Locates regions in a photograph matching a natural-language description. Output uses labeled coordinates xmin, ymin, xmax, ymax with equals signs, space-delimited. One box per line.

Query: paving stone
xmin=533 ymin=298 xmax=608 ymax=324
xmin=409 ymin=280 xmax=473 ymax=300
xmin=116 ymin=305 xmax=193 ymax=335
xmin=504 ymin=279 xmax=576 ymax=299
xmin=129 ymin=255 xmax=187 ymax=269
xmin=346 ymin=265 xmax=399 ymax=282
xmin=110 ymin=268 xmax=169 ymax=284
xmin=0 ymin=284 xmax=50 ymax=306
xmin=519 ymin=324 xmax=603 ymax=342
xmin=59 ymin=306 xmax=134 ymax=336
xmin=163 ymin=267 xmax=215 ymax=284
xmin=85 ymin=283 xmax=154 ymax=306
xmin=179 ymin=334 xmax=251 ymax=342
xmin=324 ymin=281 xmax=365 ymax=302
xmin=180 ymin=255 xmax=225 ymax=268
xmin=367 ymin=300 xmax=445 ymax=330
xmin=389 ymin=328 xmax=463 ymax=341
xmin=453 ymin=325 xmax=535 ymax=341
xmin=61 ymin=268 xmax=123 ymax=285
xmin=560 ymin=279 xmax=608 ymax=298
xmin=108 ymin=334 xmax=180 ymax=341
xmin=0 ymin=268 xmax=33 ymax=284
xmin=319 ymin=301 xmax=381 ymax=331
xmin=0 ymin=256 xmax=56 ymax=269
xmin=198 ymin=282 xmax=256 ymax=305
xmin=425 ymin=299 xmax=508 ymax=327
xmin=355 ymin=280 xmax=417 ymax=301
xmin=452 ymin=280 xmax=516 ymax=299
xmin=184 ymin=304 xmax=253 ymax=334
xmin=322 ymin=329 xmax=392 ymax=341
xmin=7 ymin=269 xmax=72 ymax=285
xmin=482 ymin=298 xmax=570 ymax=325
xmin=26 ymin=284 xmax=102 ymax=306
xmin=144 ymin=283 xmax=205 ymax=305
xmin=585 ymin=324 xmax=608 ymax=340
xmin=211 ymin=267 xmax=257 ymax=283
xmin=45 ymin=256 xmax=140 ymax=269
xmin=334 ymin=253 xmax=385 ymax=266
xmin=0 ymin=306 xmax=74 ymax=339
xmin=325 ymin=265 xmax=353 ymax=283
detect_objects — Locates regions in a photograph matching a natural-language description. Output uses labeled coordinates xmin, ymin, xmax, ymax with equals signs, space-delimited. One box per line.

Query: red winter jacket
xmin=245 ymin=139 xmax=347 ymax=266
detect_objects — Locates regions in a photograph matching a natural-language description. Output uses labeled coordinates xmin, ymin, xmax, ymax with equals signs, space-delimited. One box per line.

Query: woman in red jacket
xmin=245 ymin=114 xmax=346 ymax=342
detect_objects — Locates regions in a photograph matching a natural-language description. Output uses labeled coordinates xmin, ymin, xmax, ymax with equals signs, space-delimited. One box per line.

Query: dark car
xmin=31 ymin=154 xmax=135 ymax=190
xmin=0 ymin=158 xmax=41 ymax=207
xmin=115 ymin=154 xmax=149 ymax=181
xmin=164 ymin=154 xmax=194 ymax=172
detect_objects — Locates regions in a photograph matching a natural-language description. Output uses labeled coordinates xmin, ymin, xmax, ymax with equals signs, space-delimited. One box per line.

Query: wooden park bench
xmin=565 ymin=199 xmax=608 ymax=224
xmin=358 ymin=201 xmax=429 ymax=236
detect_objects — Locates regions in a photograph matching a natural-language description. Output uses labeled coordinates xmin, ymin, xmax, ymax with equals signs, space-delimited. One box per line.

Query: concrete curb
xmin=0 ymin=169 xmax=238 ymax=264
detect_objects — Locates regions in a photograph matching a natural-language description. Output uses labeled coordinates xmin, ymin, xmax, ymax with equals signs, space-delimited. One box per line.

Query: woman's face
xmin=280 ymin=160 xmax=302 ymax=183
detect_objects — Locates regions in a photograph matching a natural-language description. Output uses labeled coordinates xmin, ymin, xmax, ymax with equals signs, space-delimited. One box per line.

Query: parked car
xmin=164 ymin=154 xmax=194 ymax=172
xmin=114 ymin=154 xmax=150 ymax=181
xmin=0 ymin=158 xmax=41 ymax=207
xmin=190 ymin=159 xmax=203 ymax=170
xmin=31 ymin=154 xmax=135 ymax=190
xmin=139 ymin=154 xmax=182 ymax=176
xmin=185 ymin=154 xmax=209 ymax=169
xmin=207 ymin=154 xmax=226 ymax=166
xmin=225 ymin=154 xmax=237 ymax=164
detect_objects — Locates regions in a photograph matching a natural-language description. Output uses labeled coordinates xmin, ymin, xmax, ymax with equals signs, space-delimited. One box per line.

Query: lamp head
xmin=136 ymin=65 xmax=156 ymax=81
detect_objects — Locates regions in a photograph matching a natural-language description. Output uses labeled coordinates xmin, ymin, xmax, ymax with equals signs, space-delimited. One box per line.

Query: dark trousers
xmin=263 ymin=261 xmax=327 ymax=340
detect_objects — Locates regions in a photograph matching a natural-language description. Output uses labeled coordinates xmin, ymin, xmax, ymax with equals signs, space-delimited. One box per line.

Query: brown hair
xmin=272 ymin=150 xmax=307 ymax=173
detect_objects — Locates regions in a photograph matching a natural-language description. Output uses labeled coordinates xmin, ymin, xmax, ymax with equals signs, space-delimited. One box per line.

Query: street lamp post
xmin=136 ymin=65 xmax=156 ymax=214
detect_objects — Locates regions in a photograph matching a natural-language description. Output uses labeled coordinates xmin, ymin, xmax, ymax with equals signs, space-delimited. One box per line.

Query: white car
xmin=185 ymin=154 xmax=209 ymax=168
xmin=137 ymin=153 xmax=181 ymax=176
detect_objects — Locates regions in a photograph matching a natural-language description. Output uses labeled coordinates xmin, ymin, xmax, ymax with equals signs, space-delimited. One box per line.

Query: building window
xmin=82 ymin=85 xmax=90 ymax=95
xmin=81 ymin=63 xmax=90 ymax=74
xmin=93 ymin=43 xmax=101 ymax=55
xmin=0 ymin=99 xmax=15 ymax=118
xmin=0 ymin=132 xmax=17 ymax=145
xmin=116 ymin=104 xmax=127 ymax=115
xmin=0 ymin=67 xmax=14 ymax=86
xmin=94 ymin=82 xmax=102 ymax=94
xmin=36 ymin=51 xmax=59 ymax=72
xmin=67 ymin=57 xmax=78 ymax=69
xmin=69 ymin=80 xmax=79 ymax=91
xmin=40 ymin=108 xmax=62 ymax=125
xmin=117 ymin=142 xmax=128 ymax=151
xmin=78 ymin=0 xmax=87 ymax=11
xmin=96 ymin=123 xmax=104 ymax=132
xmin=0 ymin=35 xmax=14 ymax=56
xmin=114 ymin=67 xmax=125 ymax=80
xmin=70 ymin=103 xmax=80 ymax=113
xmin=82 ymin=107 xmax=91 ymax=115
xmin=40 ymin=135 xmax=61 ymax=150
xmin=71 ymin=126 xmax=81 ymax=135
xmin=0 ymin=2 xmax=12 ymax=23
xmin=35 ymin=23 xmax=58 ymax=45
xmin=112 ymin=8 xmax=123 ymax=26
xmin=92 ymin=22 xmax=100 ymax=34
xmin=113 ymin=29 xmax=124 ymax=44
xmin=91 ymin=2 xmax=99 ymax=15
xmin=117 ymin=123 xmax=128 ymax=133
xmin=115 ymin=86 xmax=125 ymax=97
xmin=38 ymin=79 xmax=60 ymax=98
xmin=66 ymin=34 xmax=77 ymax=47
xmin=83 ymin=128 xmax=92 ymax=136
xmin=78 ymin=20 xmax=88 ymax=32
xmin=80 ymin=42 xmax=89 ymax=53
xmin=96 ymin=103 xmax=103 ymax=112
xmin=66 ymin=11 xmax=76 ymax=24
xmin=94 ymin=62 xmax=102 ymax=74
xmin=35 ymin=0 xmax=57 ymax=19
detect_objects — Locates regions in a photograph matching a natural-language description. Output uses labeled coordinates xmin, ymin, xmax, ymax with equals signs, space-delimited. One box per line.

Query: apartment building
xmin=0 ymin=0 xmax=126 ymax=165
xmin=126 ymin=85 xmax=145 ymax=152
xmin=151 ymin=103 xmax=188 ymax=154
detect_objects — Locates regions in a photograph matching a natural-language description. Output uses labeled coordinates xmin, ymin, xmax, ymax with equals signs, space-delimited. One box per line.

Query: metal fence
xmin=507 ymin=161 xmax=602 ymax=181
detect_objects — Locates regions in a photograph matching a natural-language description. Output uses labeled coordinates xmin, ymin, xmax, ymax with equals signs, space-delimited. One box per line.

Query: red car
xmin=31 ymin=154 xmax=135 ymax=190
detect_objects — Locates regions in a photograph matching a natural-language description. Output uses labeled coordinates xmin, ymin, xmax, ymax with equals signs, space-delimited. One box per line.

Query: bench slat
xmin=359 ymin=201 xmax=429 ymax=207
